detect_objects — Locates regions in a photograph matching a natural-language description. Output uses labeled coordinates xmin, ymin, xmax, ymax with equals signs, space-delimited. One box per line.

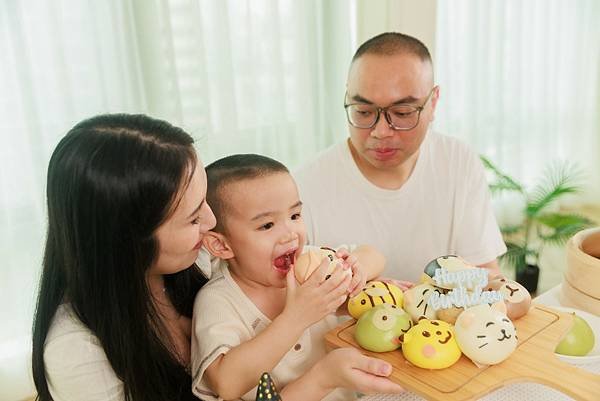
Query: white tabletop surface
xmin=360 ymin=284 xmax=599 ymax=401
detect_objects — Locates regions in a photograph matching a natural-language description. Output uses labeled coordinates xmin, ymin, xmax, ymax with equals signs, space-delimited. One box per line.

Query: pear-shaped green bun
xmin=555 ymin=313 xmax=595 ymax=356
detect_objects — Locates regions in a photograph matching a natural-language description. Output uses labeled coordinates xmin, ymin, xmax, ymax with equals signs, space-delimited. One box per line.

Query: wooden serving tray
xmin=325 ymin=305 xmax=600 ymax=401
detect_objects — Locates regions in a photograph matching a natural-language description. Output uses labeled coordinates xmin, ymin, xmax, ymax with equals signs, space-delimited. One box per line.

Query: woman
xmin=32 ymin=113 xmax=403 ymax=401
xmin=32 ymin=114 xmax=216 ymax=401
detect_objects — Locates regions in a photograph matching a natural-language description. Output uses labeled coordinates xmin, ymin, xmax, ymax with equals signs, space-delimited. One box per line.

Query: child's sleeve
xmin=190 ymin=285 xmax=251 ymax=401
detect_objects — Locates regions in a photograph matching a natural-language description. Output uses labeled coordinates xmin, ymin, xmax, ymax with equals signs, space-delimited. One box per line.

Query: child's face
xmin=222 ymin=172 xmax=306 ymax=288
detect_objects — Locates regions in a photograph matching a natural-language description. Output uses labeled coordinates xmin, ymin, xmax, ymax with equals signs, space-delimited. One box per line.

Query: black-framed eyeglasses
xmin=344 ymin=86 xmax=437 ymax=131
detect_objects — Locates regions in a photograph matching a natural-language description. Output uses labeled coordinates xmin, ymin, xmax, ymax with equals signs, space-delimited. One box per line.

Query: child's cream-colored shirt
xmin=191 ymin=255 xmax=355 ymax=401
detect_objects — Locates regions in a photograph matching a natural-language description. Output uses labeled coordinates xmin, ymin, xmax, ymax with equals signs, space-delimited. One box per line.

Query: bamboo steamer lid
xmin=564 ymin=227 xmax=600 ymax=300
xmin=560 ymin=277 xmax=600 ymax=316
xmin=581 ymin=229 xmax=600 ymax=258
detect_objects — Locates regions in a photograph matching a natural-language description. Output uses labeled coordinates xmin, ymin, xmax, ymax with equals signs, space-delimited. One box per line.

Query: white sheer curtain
xmin=143 ymin=0 xmax=353 ymax=165
xmin=434 ymin=0 xmax=600 ymax=204
xmin=1 ymin=2 xmax=146 ymax=398
xmin=0 ymin=1 xmax=354 ymax=398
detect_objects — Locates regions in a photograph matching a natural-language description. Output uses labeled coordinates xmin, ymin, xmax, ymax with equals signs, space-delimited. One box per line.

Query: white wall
xmin=353 ymin=0 xmax=437 ymax=61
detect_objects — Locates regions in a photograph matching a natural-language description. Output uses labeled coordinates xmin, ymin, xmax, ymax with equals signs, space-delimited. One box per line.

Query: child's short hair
xmin=206 ymin=154 xmax=289 ymax=232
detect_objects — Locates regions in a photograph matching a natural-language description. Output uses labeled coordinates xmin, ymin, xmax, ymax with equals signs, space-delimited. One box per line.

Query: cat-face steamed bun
xmin=348 ymin=281 xmax=404 ymax=319
xmin=403 ymin=283 xmax=440 ymax=322
xmin=486 ymin=275 xmax=531 ymax=320
xmin=400 ymin=318 xmax=462 ymax=369
xmin=455 ymin=303 xmax=518 ymax=366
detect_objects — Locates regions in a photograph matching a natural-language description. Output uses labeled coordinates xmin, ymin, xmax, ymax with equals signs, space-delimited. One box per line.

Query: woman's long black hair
xmin=32 ymin=114 xmax=207 ymax=401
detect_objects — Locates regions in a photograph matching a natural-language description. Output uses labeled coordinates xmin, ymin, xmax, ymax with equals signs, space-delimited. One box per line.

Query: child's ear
xmin=202 ymin=231 xmax=234 ymax=259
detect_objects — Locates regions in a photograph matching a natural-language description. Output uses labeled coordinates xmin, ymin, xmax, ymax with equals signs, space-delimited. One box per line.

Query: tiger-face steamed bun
xmin=348 ymin=281 xmax=404 ymax=319
xmin=403 ymin=283 xmax=440 ymax=323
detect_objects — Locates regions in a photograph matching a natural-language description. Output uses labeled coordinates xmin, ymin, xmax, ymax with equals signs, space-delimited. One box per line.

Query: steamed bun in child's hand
xmin=294 ymin=247 xmax=352 ymax=284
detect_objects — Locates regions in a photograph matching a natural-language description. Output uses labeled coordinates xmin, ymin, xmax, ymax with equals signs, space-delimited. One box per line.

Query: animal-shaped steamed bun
xmin=354 ymin=304 xmax=413 ymax=352
xmin=348 ymin=281 xmax=404 ymax=319
xmin=486 ymin=275 xmax=531 ymax=319
xmin=403 ymin=283 xmax=440 ymax=322
xmin=400 ymin=318 xmax=462 ymax=369
xmin=294 ymin=247 xmax=351 ymax=283
xmin=437 ymin=297 xmax=507 ymax=325
xmin=455 ymin=303 xmax=518 ymax=366
xmin=422 ymin=255 xmax=476 ymax=290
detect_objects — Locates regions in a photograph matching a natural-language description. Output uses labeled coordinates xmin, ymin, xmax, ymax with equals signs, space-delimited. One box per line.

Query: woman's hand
xmin=335 ymin=248 xmax=366 ymax=297
xmin=316 ymin=348 xmax=405 ymax=394
xmin=280 ymin=347 xmax=405 ymax=400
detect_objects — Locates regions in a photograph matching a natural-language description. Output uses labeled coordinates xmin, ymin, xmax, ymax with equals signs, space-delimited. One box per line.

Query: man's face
xmin=345 ymin=53 xmax=438 ymax=173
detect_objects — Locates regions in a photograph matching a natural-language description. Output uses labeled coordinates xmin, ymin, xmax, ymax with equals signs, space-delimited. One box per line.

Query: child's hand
xmin=335 ymin=248 xmax=366 ymax=297
xmin=283 ymin=257 xmax=351 ymax=329
xmin=378 ymin=276 xmax=415 ymax=291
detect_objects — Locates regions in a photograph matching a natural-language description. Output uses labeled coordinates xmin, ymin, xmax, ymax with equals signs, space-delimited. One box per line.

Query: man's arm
xmin=479 ymin=258 xmax=501 ymax=278
xmin=349 ymin=244 xmax=386 ymax=279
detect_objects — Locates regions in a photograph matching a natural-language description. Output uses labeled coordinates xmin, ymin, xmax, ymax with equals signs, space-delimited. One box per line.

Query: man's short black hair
xmin=352 ymin=32 xmax=432 ymax=64
xmin=205 ymin=154 xmax=289 ymax=232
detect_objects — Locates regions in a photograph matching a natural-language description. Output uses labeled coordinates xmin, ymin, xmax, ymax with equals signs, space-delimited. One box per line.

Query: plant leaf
xmin=500 ymin=241 xmax=534 ymax=270
xmin=536 ymin=213 xmax=593 ymax=230
xmin=480 ymin=155 xmax=524 ymax=195
xmin=500 ymin=224 xmax=524 ymax=236
xmin=526 ymin=163 xmax=583 ymax=217
xmin=537 ymin=213 xmax=594 ymax=246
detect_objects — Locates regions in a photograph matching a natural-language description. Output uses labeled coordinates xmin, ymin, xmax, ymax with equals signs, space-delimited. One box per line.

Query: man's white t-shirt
xmin=294 ymin=131 xmax=506 ymax=283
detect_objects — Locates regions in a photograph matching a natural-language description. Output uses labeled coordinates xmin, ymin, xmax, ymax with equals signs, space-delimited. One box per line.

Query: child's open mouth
xmin=273 ymin=249 xmax=296 ymax=273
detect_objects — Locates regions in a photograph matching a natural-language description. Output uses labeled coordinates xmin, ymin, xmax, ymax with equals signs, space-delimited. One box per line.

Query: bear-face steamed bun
xmin=486 ymin=275 xmax=531 ymax=320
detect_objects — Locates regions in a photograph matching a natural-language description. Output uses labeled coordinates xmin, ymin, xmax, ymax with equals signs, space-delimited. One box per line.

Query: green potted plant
xmin=481 ymin=156 xmax=593 ymax=293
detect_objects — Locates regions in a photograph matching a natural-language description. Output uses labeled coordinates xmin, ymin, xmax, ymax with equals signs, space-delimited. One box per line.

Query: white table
xmin=361 ymin=284 xmax=599 ymax=401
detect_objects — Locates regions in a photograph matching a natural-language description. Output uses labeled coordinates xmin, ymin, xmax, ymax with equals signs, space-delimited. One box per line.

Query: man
xmin=294 ymin=32 xmax=506 ymax=284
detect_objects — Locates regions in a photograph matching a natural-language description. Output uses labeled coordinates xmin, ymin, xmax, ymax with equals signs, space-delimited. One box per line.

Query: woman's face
xmin=151 ymin=164 xmax=216 ymax=276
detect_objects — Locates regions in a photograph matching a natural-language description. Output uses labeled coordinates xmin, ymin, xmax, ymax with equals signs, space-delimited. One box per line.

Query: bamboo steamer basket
xmin=581 ymin=228 xmax=600 ymax=258
xmin=562 ymin=227 xmax=600 ymax=315
xmin=560 ymin=278 xmax=600 ymax=316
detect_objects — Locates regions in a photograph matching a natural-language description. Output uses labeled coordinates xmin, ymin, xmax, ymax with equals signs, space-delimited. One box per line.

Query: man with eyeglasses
xmin=295 ymin=32 xmax=506 ymax=285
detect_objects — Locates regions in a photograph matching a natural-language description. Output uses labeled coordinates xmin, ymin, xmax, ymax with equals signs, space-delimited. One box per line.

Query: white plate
xmin=551 ymin=306 xmax=600 ymax=366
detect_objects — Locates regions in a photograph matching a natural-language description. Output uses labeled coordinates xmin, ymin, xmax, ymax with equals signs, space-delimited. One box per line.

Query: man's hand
xmin=378 ymin=276 xmax=415 ymax=291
